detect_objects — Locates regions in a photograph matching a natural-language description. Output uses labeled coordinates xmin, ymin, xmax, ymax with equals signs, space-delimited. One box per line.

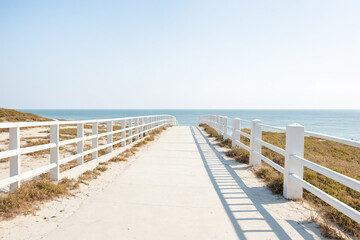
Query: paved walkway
xmin=41 ymin=126 xmax=324 ymax=240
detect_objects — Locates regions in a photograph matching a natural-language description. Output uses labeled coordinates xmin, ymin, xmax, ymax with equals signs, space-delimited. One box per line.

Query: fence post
xmin=139 ymin=118 xmax=142 ymax=138
xmin=77 ymin=123 xmax=84 ymax=165
xmin=223 ymin=117 xmax=228 ymax=138
xmin=9 ymin=127 xmax=20 ymax=192
xmin=216 ymin=115 xmax=220 ymax=132
xmin=141 ymin=118 xmax=146 ymax=138
xmin=121 ymin=120 xmax=126 ymax=147
xmin=92 ymin=122 xmax=98 ymax=160
xmin=128 ymin=119 xmax=133 ymax=144
xmin=232 ymin=118 xmax=241 ymax=147
xmin=250 ymin=119 xmax=262 ymax=167
xmin=50 ymin=124 xmax=59 ymax=181
xmin=283 ymin=123 xmax=304 ymax=200
xmin=144 ymin=118 xmax=148 ymax=136
xmin=150 ymin=117 xmax=153 ymax=132
xmin=219 ymin=116 xmax=224 ymax=135
xmin=135 ymin=118 xmax=139 ymax=140
xmin=107 ymin=121 xmax=113 ymax=153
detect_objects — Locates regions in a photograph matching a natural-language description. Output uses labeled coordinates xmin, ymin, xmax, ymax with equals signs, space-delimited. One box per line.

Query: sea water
xmin=21 ymin=109 xmax=360 ymax=141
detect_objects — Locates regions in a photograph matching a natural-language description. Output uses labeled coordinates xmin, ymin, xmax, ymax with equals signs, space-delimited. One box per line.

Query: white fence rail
xmin=0 ymin=115 xmax=176 ymax=192
xmin=199 ymin=115 xmax=360 ymax=224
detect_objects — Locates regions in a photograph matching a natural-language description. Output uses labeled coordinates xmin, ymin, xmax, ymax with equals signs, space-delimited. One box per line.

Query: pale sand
xmin=0 ymin=130 xmax=153 ymax=240
xmin=0 ymin=123 xmax=120 ymax=189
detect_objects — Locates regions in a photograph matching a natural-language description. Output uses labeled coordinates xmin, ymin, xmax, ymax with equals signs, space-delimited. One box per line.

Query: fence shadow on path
xmin=190 ymin=126 xmax=316 ymax=240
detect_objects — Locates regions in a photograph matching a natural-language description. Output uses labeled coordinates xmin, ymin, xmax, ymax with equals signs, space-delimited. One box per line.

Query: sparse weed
xmin=199 ymin=123 xmax=360 ymax=238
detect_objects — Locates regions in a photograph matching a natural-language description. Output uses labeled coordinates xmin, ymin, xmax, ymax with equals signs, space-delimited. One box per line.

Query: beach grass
xmin=0 ymin=120 xmax=169 ymax=220
xmin=199 ymin=123 xmax=360 ymax=239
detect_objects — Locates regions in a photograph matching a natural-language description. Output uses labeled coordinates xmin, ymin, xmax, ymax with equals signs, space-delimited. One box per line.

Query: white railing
xmin=0 ymin=115 xmax=177 ymax=192
xmin=199 ymin=115 xmax=360 ymax=224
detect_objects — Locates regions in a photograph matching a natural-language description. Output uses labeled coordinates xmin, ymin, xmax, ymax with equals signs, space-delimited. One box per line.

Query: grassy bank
xmin=199 ymin=123 xmax=360 ymax=239
xmin=0 ymin=108 xmax=52 ymax=133
xmin=0 ymin=108 xmax=52 ymax=123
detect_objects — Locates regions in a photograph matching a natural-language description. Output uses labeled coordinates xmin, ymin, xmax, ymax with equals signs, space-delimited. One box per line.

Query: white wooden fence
xmin=0 ymin=115 xmax=176 ymax=192
xmin=199 ymin=115 xmax=360 ymax=224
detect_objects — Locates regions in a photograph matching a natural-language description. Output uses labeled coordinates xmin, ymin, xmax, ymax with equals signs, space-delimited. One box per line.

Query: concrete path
xmin=41 ymin=126 xmax=324 ymax=240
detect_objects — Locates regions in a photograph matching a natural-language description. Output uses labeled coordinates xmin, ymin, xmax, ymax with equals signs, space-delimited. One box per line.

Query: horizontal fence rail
xmin=198 ymin=115 xmax=360 ymax=224
xmin=0 ymin=115 xmax=177 ymax=192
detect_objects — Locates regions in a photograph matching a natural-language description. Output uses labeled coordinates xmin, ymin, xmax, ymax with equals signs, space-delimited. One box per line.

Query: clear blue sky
xmin=1 ymin=0 xmax=359 ymax=109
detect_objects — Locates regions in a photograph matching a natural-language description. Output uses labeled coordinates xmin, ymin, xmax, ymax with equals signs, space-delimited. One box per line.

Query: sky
xmin=0 ymin=0 xmax=359 ymax=109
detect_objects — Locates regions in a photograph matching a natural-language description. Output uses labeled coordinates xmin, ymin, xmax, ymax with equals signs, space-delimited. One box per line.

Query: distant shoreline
xmin=18 ymin=109 xmax=360 ymax=141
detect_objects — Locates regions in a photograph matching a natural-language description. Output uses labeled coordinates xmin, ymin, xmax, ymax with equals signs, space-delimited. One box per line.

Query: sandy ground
xmin=0 ymin=126 xmax=348 ymax=239
xmin=0 ymin=131 xmax=153 ymax=240
xmin=0 ymin=123 xmax=123 ymax=189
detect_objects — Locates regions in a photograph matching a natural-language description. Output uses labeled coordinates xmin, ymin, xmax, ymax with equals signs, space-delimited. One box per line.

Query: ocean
xmin=20 ymin=109 xmax=360 ymax=141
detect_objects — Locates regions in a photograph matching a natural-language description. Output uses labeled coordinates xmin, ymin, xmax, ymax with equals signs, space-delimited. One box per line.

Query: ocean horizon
xmin=19 ymin=109 xmax=360 ymax=141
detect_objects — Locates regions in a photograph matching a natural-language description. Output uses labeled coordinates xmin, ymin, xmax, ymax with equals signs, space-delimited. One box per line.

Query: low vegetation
xmin=0 ymin=175 xmax=77 ymax=219
xmin=226 ymin=147 xmax=249 ymax=164
xmin=0 ymin=108 xmax=52 ymax=123
xmin=0 ymin=125 xmax=169 ymax=221
xmin=0 ymin=108 xmax=53 ymax=133
xmin=199 ymin=123 xmax=360 ymax=239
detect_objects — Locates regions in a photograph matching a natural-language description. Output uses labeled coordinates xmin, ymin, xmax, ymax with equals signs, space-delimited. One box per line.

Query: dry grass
xmin=254 ymin=165 xmax=284 ymax=195
xmin=0 ymin=175 xmax=78 ymax=220
xmin=226 ymin=147 xmax=249 ymax=164
xmin=59 ymin=127 xmax=77 ymax=137
xmin=144 ymin=136 xmax=155 ymax=142
xmin=22 ymin=139 xmax=50 ymax=148
xmin=310 ymin=214 xmax=345 ymax=240
xmin=199 ymin=123 xmax=219 ymax=137
xmin=0 ymin=108 xmax=52 ymax=123
xmin=109 ymin=156 xmax=127 ymax=162
xmin=0 ymin=157 xmax=9 ymax=163
xmin=99 ymin=161 xmax=110 ymax=166
xmin=18 ymin=138 xmax=51 ymax=157
xmin=199 ymin=123 xmax=360 ymax=238
xmin=95 ymin=165 xmax=108 ymax=172
xmin=15 ymin=139 xmax=50 ymax=157
xmin=113 ymin=125 xmax=122 ymax=131
xmin=0 ymin=124 xmax=170 ymax=221
xmin=0 ymin=108 xmax=53 ymax=133
xmin=219 ymin=138 xmax=232 ymax=148
xmin=98 ymin=148 xmax=108 ymax=157
xmin=133 ymin=141 xmax=147 ymax=148
xmin=78 ymin=170 xmax=101 ymax=183
xmin=60 ymin=160 xmax=78 ymax=172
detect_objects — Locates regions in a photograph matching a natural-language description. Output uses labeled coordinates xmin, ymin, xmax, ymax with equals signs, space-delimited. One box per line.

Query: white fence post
xmin=223 ymin=117 xmax=228 ymax=138
xmin=250 ymin=119 xmax=262 ymax=167
xmin=77 ymin=123 xmax=84 ymax=165
xmin=144 ymin=118 xmax=148 ymax=136
xmin=50 ymin=124 xmax=59 ymax=181
xmin=150 ymin=117 xmax=153 ymax=132
xmin=141 ymin=117 xmax=145 ymax=138
xmin=232 ymin=118 xmax=241 ymax=147
xmin=92 ymin=122 xmax=98 ymax=160
xmin=107 ymin=121 xmax=113 ymax=153
xmin=283 ymin=123 xmax=305 ymax=200
xmin=121 ymin=120 xmax=126 ymax=147
xmin=9 ymin=127 xmax=20 ymax=192
xmin=128 ymin=119 xmax=133 ymax=144
xmin=135 ymin=118 xmax=139 ymax=140
xmin=216 ymin=115 xmax=220 ymax=132
xmin=219 ymin=116 xmax=223 ymax=135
